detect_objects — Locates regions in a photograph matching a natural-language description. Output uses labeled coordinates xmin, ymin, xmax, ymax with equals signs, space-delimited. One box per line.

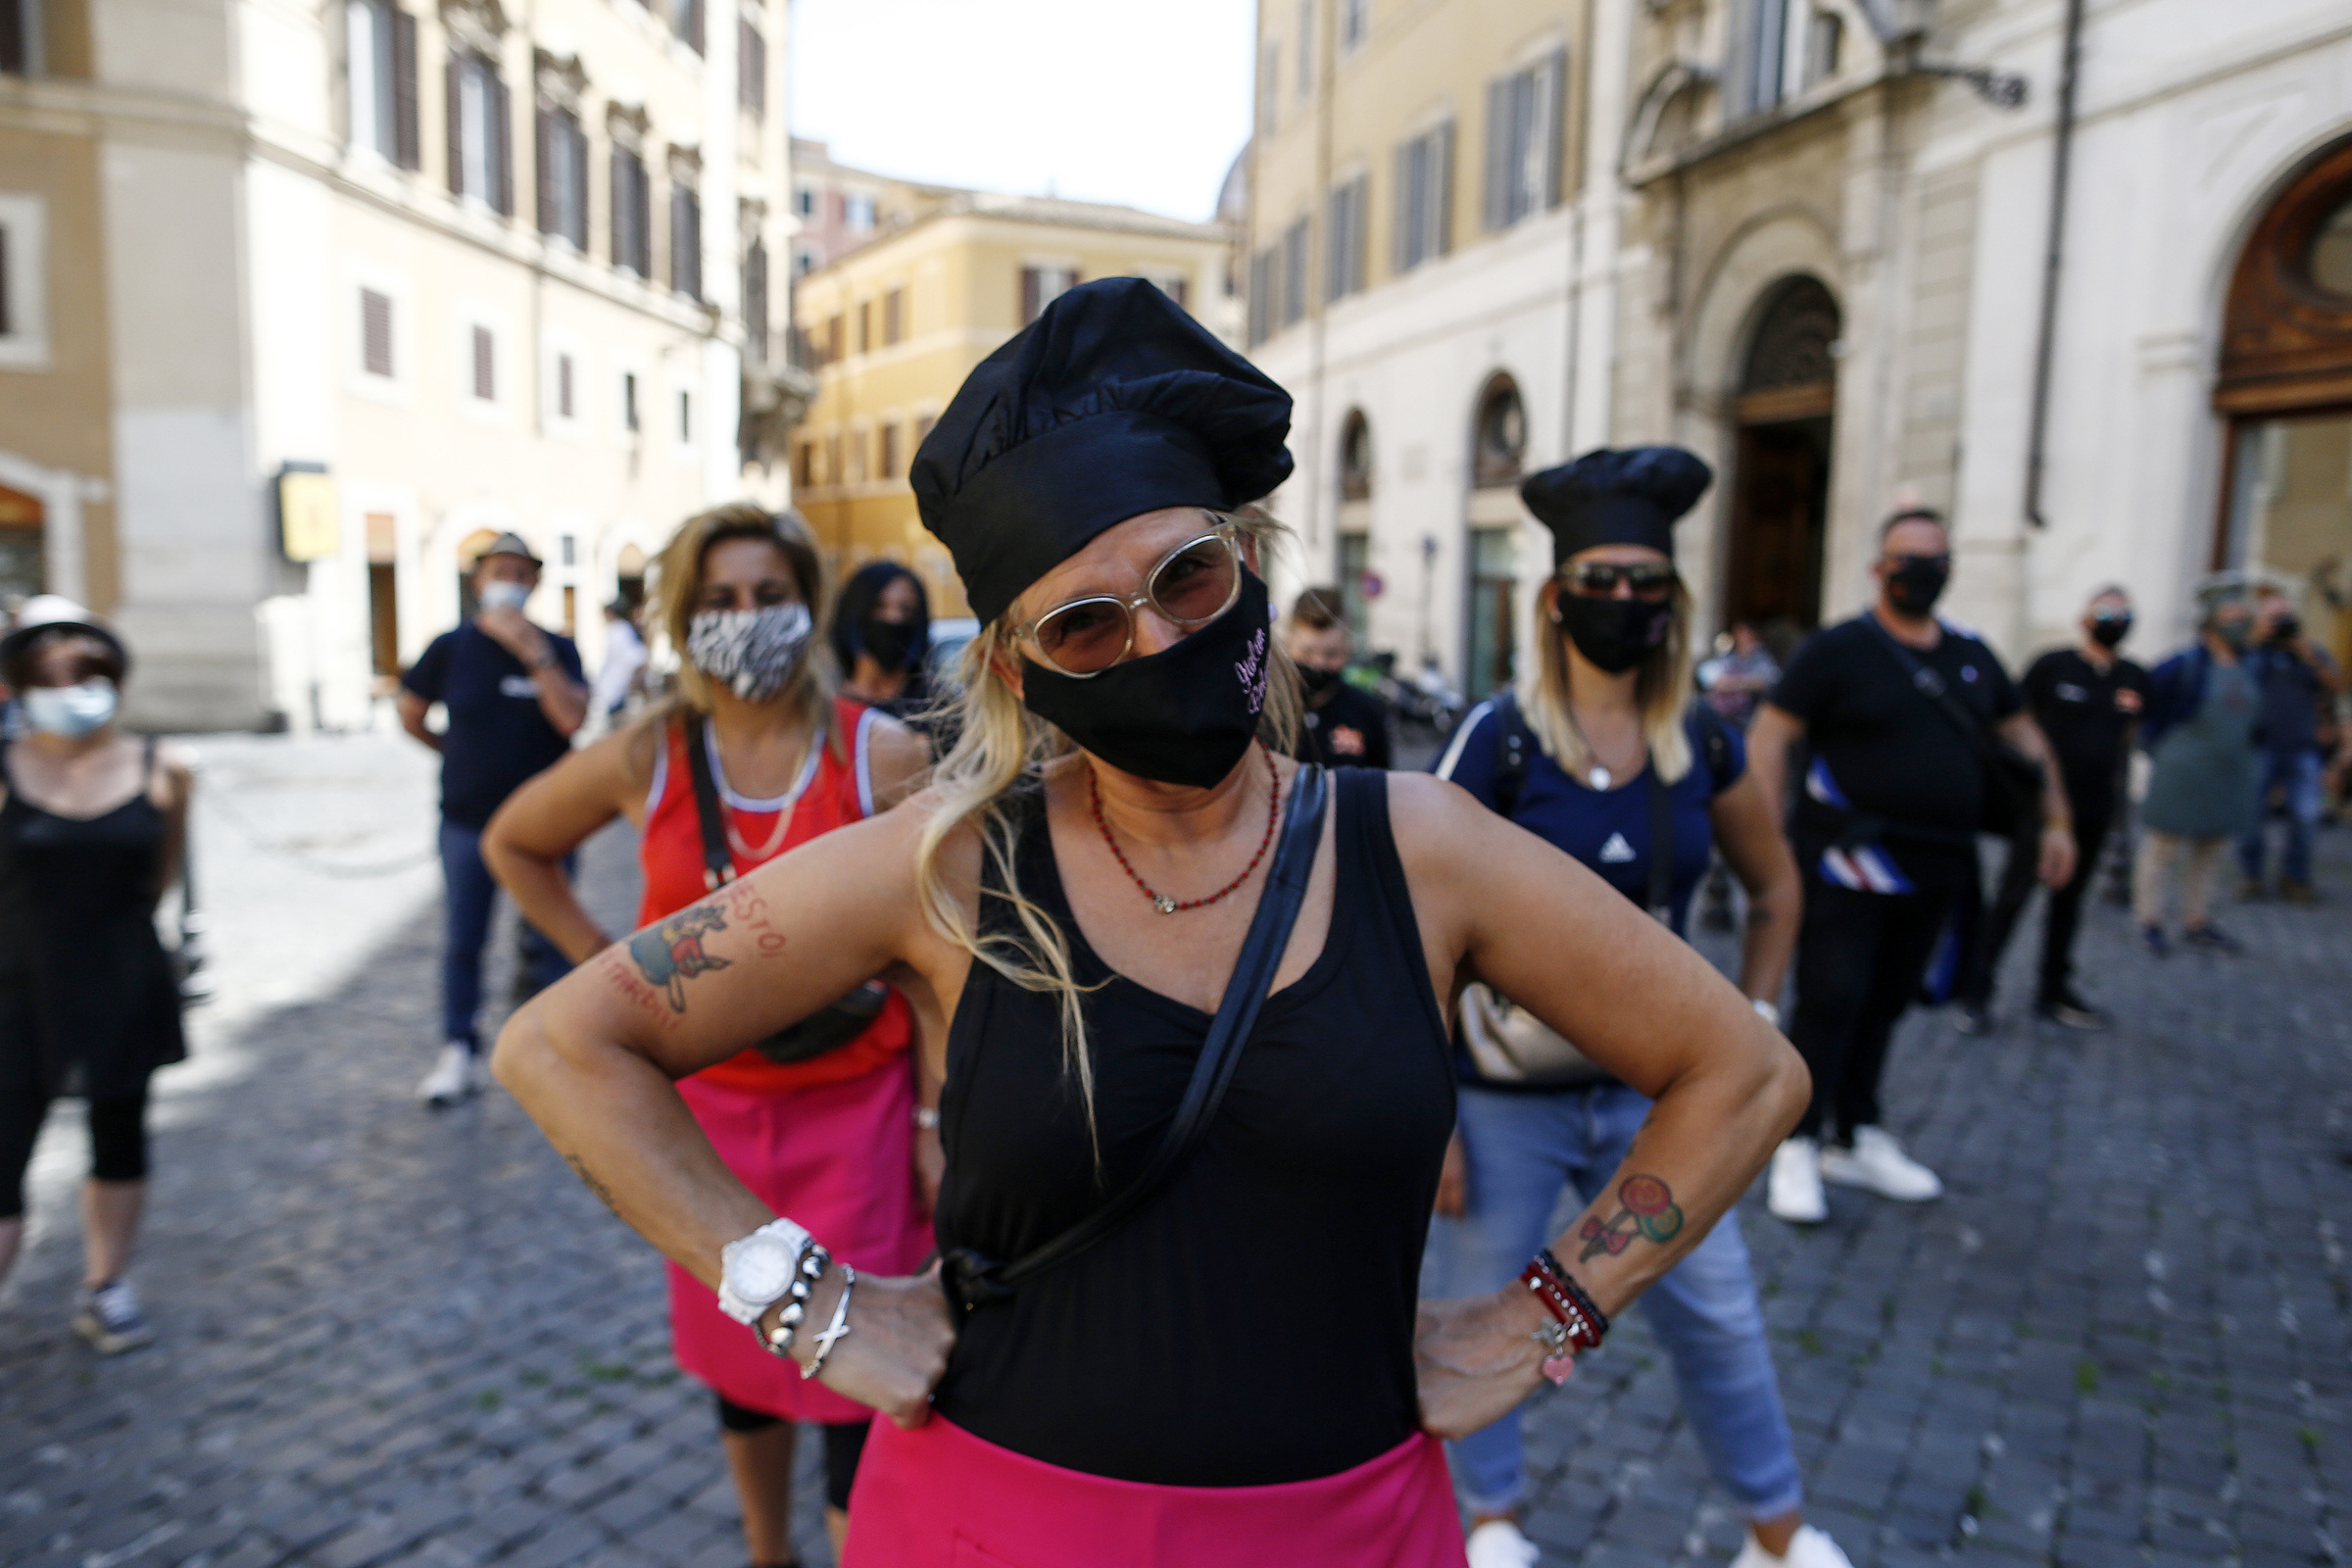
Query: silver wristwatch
xmin=717 ymin=1217 xmax=813 ymax=1326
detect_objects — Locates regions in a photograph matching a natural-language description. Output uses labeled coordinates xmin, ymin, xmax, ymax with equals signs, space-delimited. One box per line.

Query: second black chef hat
xmin=1520 ymin=447 xmax=1714 ymax=564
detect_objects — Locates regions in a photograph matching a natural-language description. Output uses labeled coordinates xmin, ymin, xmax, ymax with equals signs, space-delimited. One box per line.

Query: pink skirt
xmin=843 ymin=1413 xmax=1469 ymax=1567
xmin=669 ymin=1053 xmax=931 ymax=1425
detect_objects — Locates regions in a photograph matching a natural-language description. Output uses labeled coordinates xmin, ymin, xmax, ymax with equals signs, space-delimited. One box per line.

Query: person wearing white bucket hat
xmin=0 ymin=597 xmax=193 ymax=1354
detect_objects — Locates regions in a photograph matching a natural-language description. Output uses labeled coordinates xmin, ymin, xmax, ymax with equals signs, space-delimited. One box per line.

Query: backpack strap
xmin=1490 ymin=691 xmax=1536 ymax=818
xmin=681 ymin=713 xmax=734 ymax=892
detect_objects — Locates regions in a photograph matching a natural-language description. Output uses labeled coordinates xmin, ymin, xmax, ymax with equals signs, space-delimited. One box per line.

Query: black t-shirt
xmin=402 ymin=621 xmax=582 ymax=828
xmin=2021 ymin=648 xmax=2148 ymax=800
xmin=1770 ymin=614 xmax=2021 ymax=892
xmin=1296 ymin=682 xmax=1392 ymax=769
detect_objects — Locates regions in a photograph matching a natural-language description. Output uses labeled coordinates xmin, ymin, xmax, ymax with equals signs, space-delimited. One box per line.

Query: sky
xmin=787 ymin=0 xmax=1257 ymax=223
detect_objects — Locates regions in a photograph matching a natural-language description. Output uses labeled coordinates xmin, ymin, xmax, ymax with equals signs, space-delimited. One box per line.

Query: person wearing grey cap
xmin=397 ymin=534 xmax=587 ymax=1107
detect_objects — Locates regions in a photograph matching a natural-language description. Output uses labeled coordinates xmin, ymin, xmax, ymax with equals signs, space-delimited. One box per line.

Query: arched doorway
xmin=1336 ymin=410 xmax=1373 ymax=636
xmin=2216 ymin=133 xmax=2352 ymax=675
xmin=1464 ymin=374 xmax=1526 ymax=703
xmin=0 ymin=484 xmax=45 ymax=604
xmin=1722 ymin=275 xmax=1838 ymax=653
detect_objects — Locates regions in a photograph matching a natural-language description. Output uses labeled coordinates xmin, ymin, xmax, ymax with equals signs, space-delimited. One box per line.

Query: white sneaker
xmin=1731 ymin=1524 xmax=1855 ymax=1568
xmin=1818 ymin=1125 xmax=1943 ymax=1201
xmin=1465 ymin=1518 xmax=1542 ymax=1568
xmin=417 ymin=1044 xmax=487 ymax=1107
xmin=1767 ymin=1137 xmax=1828 ymax=1224
xmin=73 ymin=1278 xmax=156 ymax=1354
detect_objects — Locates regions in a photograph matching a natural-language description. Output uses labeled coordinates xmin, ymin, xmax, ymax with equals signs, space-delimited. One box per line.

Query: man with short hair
xmin=1746 ymin=511 xmax=2075 ymax=1225
xmin=1955 ymin=586 xmax=2149 ymax=1032
xmin=2236 ymin=589 xmax=2339 ymax=904
xmin=1284 ymin=585 xmax=1392 ymax=769
xmin=398 ymin=535 xmax=588 ymax=1106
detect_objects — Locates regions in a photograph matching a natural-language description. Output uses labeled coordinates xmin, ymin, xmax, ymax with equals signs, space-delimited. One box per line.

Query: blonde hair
xmin=650 ymin=504 xmax=839 ymax=757
xmin=1518 ymin=573 xmax=1695 ymax=786
xmin=910 ymin=508 xmax=1301 ymax=1141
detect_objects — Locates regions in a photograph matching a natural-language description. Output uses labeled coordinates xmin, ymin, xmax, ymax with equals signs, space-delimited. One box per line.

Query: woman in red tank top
xmin=485 ymin=506 xmax=930 ymax=1567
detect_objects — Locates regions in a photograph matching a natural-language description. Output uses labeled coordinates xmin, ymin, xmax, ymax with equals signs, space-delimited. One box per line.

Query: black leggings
xmin=0 ymin=1087 xmax=150 ymax=1219
xmin=715 ymin=1396 xmax=870 ymax=1511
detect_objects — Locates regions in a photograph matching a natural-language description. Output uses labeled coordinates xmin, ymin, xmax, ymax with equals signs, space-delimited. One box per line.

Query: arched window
xmin=2215 ymin=135 xmax=2352 ymax=678
xmin=1739 ymin=274 xmax=1840 ymax=416
xmin=1339 ymin=409 xmax=1373 ymax=501
xmin=1471 ymin=374 xmax=1525 ymax=488
xmin=1725 ymin=274 xmax=1840 ymax=637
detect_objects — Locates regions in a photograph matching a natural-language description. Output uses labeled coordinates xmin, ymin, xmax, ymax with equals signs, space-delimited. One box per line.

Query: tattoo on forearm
xmin=566 ymin=1153 xmax=621 ymax=1215
xmin=1578 ymin=1174 xmax=1685 ymax=1261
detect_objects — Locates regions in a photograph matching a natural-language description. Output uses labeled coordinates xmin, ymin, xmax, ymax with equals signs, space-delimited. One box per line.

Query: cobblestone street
xmin=1 ymin=733 xmax=2347 ymax=1568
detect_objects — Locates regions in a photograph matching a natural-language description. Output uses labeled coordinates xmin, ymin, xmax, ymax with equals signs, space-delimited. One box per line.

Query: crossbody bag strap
xmin=1862 ymin=615 xmax=1999 ymax=759
xmin=681 ymin=713 xmax=734 ymax=891
xmin=945 ymin=762 xmax=1332 ymax=1308
xmin=1644 ymin=759 xmax=1673 ymax=922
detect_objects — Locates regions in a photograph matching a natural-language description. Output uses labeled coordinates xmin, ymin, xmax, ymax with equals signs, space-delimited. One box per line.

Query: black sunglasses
xmin=1562 ymin=562 xmax=1678 ymax=599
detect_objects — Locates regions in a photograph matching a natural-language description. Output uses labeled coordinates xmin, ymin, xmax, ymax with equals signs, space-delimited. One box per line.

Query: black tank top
xmin=0 ymin=738 xmax=185 ymax=1099
xmin=932 ymin=767 xmax=1455 ymax=1486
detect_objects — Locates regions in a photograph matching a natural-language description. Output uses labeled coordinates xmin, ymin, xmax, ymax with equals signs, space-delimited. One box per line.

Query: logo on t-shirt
xmin=1960 ymin=664 xmax=1981 ymax=684
xmin=2054 ymin=682 xmax=2088 ymax=703
xmin=1598 ymin=832 xmax=1637 ymax=864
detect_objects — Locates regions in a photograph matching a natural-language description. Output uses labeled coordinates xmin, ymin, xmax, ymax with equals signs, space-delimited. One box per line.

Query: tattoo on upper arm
xmin=566 ymin=1153 xmax=621 ymax=1214
xmin=616 ymin=881 xmax=792 ymax=1016
xmin=1578 ymin=1174 xmax=1685 ymax=1261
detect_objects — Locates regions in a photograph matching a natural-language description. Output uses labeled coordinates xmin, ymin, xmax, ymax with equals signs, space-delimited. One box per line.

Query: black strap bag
xmin=683 ymin=713 xmax=889 ymax=1064
xmin=1861 ymin=619 xmax=2042 ymax=839
xmin=940 ymin=762 xmax=1331 ymax=1311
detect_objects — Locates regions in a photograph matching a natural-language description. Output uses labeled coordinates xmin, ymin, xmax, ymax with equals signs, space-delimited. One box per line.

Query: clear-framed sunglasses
xmin=1009 ymin=517 xmax=1245 ymax=677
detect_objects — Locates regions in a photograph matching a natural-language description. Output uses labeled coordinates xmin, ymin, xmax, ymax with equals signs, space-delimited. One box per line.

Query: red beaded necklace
xmin=1089 ymin=742 xmax=1282 ymax=915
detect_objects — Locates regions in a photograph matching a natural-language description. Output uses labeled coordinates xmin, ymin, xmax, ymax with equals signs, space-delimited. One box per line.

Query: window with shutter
xmin=471 ymin=324 xmax=494 ymax=400
xmin=1248 ymin=249 xmax=1272 ymax=344
xmin=623 ymin=370 xmax=639 ymax=431
xmin=671 ymin=0 xmax=704 ymax=54
xmin=535 ymin=107 xmax=556 ymax=235
xmin=491 ymin=74 xmax=513 ymax=216
xmin=679 ymin=390 xmax=692 ymax=443
xmin=744 ymin=240 xmax=769 ymax=364
xmin=879 ymin=422 xmax=900 ymax=481
xmin=612 ymin=148 xmax=649 ymax=276
xmin=558 ymin=353 xmax=574 ymax=418
xmin=347 ymin=0 xmax=397 ymax=158
xmin=448 ymin=50 xmax=508 ymax=211
xmin=858 ymin=298 xmax=870 ymax=353
xmin=1396 ymin=121 xmax=1455 ymax=271
xmin=739 ymin=18 xmax=765 ymax=113
xmin=884 ymin=287 xmax=903 ymax=345
xmin=825 ymin=314 xmax=842 ymax=362
xmin=670 ymin=185 xmax=702 ymax=301
xmin=1280 ymin=219 xmax=1308 ymax=327
xmin=1020 ymin=268 xmax=1041 ymax=325
xmin=794 ymin=441 xmax=813 ymax=489
xmin=391 ymin=11 xmax=420 ymax=169
xmin=1484 ymin=58 xmax=1565 ymax=231
xmin=1326 ymin=177 xmax=1367 ymax=303
xmin=361 ymin=288 xmax=394 ymax=377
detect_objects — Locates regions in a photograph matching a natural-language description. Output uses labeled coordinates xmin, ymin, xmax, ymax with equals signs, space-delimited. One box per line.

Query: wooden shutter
xmin=446 ymin=53 xmax=466 ymax=196
xmin=1542 ymin=48 xmax=1568 ymax=210
xmin=558 ymin=353 xmax=574 ymax=417
xmin=745 ymin=241 xmax=768 ymax=363
xmin=361 ymin=288 xmax=393 ymax=376
xmin=1020 ymin=267 xmax=1042 ymax=324
xmin=682 ymin=0 xmax=705 ymax=55
xmin=610 ymin=147 xmax=626 ymax=270
xmin=491 ymin=74 xmax=513 ymax=216
xmin=472 ymin=324 xmax=494 ymax=400
xmin=1482 ymin=77 xmax=1509 ymax=230
xmin=1394 ymin=140 xmax=1416 ymax=272
xmin=739 ymin=19 xmax=764 ymax=113
xmin=391 ymin=11 xmax=420 ymax=170
xmin=535 ymin=107 xmax=556 ymax=233
xmin=1434 ymin=121 xmax=1455 ymax=256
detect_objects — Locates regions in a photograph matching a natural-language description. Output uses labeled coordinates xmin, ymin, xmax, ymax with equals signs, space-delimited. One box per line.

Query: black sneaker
xmin=2034 ymin=993 xmax=2111 ymax=1032
xmin=2182 ymin=923 xmax=2240 ymax=954
xmin=1953 ymin=1003 xmax=1993 ymax=1036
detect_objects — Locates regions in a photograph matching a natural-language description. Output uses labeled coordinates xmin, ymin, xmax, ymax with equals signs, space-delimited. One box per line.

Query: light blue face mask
xmin=22 ymin=678 xmax=119 ymax=739
xmin=479 ymin=581 xmax=531 ymax=613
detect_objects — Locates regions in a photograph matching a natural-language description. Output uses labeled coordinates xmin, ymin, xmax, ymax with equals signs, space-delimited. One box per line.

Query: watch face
xmin=729 ymin=1235 xmax=795 ymax=1303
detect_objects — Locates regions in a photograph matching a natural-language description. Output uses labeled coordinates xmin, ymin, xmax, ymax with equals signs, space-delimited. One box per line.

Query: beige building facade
xmin=0 ymin=0 xmax=798 ymax=729
xmin=792 ymin=192 xmax=1239 ymax=616
xmin=1247 ymin=0 xmax=2352 ymax=693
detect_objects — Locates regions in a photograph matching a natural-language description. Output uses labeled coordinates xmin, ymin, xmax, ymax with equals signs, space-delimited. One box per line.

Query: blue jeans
xmin=1433 ymin=1082 xmax=1803 ymax=1521
xmin=438 ymin=821 xmax=573 ymax=1051
xmin=2237 ymin=748 xmax=2324 ymax=886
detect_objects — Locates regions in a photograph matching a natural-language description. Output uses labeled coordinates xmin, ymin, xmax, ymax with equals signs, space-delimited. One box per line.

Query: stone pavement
xmin=0 ymin=732 xmax=2345 ymax=1567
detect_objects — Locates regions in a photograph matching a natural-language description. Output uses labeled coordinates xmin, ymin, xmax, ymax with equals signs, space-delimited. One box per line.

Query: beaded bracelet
xmin=758 ymin=1242 xmax=832 ymax=1361
xmin=802 ymin=1264 xmax=856 ymax=1381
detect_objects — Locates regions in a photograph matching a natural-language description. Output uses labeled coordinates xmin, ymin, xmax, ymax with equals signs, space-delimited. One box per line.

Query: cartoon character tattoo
xmin=1578 ymin=1173 xmax=1685 ymax=1261
xmin=627 ymin=905 xmax=732 ymax=1012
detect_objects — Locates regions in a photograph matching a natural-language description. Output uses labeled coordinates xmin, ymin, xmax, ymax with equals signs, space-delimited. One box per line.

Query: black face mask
xmin=1557 ymin=593 xmax=1674 ymax=675
xmin=1019 ymin=569 xmax=1272 ymax=788
xmin=2089 ymin=615 xmax=2132 ymax=649
xmin=1297 ymin=662 xmax=1344 ymax=699
xmin=861 ymin=615 xmax=923 ymax=672
xmin=1885 ymin=559 xmax=1950 ymax=616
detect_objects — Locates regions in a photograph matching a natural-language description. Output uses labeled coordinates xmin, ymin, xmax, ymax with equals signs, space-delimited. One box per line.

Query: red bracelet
xmin=1519 ymin=1250 xmax=1608 ymax=1353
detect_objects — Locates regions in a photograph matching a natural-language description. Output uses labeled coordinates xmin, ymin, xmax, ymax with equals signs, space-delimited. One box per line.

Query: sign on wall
xmin=278 ymin=466 xmax=340 ymax=563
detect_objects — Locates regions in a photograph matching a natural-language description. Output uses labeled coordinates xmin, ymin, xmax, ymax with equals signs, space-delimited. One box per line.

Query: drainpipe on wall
xmin=2022 ymin=0 xmax=2087 ymax=530
xmin=1305 ymin=0 xmax=1336 ymax=555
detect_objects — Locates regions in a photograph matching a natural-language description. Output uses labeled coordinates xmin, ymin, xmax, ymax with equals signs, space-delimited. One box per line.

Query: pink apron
xmin=844 ymin=1413 xmax=1470 ymax=1567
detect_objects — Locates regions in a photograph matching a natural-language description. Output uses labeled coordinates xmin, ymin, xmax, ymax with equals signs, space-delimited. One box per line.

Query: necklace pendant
xmin=1587 ymin=766 xmax=1612 ymax=791
xmin=1153 ymin=894 xmax=1179 ymax=915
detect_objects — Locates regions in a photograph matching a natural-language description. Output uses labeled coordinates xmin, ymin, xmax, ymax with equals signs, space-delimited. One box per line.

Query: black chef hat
xmin=1521 ymin=447 xmax=1714 ymax=565
xmin=910 ymin=276 xmax=1294 ymax=626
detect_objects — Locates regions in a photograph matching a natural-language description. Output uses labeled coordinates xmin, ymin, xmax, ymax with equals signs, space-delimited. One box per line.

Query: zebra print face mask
xmin=686 ymin=603 xmax=813 ymax=701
